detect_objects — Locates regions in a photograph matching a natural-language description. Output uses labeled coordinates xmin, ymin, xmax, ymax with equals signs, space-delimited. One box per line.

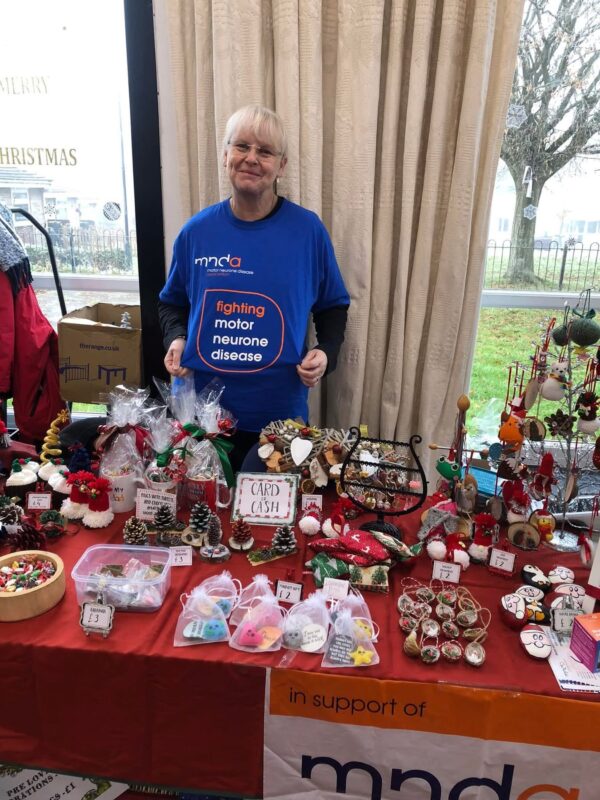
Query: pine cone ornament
xmin=123 ymin=517 xmax=149 ymax=545
xmin=272 ymin=524 xmax=297 ymax=555
xmin=154 ymin=504 xmax=176 ymax=531
xmin=189 ymin=501 xmax=212 ymax=533
xmin=7 ymin=522 xmax=46 ymax=552
xmin=229 ymin=517 xmax=254 ymax=551
xmin=206 ymin=515 xmax=222 ymax=548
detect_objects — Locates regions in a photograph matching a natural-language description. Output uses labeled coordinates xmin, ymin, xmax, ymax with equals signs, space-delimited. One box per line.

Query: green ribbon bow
xmin=181 ymin=423 xmax=235 ymax=488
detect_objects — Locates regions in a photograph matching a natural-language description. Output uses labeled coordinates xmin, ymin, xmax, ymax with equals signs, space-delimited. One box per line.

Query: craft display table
xmin=0 ymin=501 xmax=598 ymax=799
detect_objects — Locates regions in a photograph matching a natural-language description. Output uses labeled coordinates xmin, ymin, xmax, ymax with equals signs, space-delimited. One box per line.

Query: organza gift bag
xmin=282 ymin=591 xmax=331 ymax=653
xmin=331 ymin=588 xmax=378 ymax=641
xmin=230 ymin=574 xmax=274 ymax=627
xmin=321 ymin=608 xmax=380 ymax=668
xmin=229 ymin=596 xmax=285 ymax=653
xmin=197 ymin=570 xmax=242 ymax=619
xmin=174 ymin=587 xmax=230 ymax=646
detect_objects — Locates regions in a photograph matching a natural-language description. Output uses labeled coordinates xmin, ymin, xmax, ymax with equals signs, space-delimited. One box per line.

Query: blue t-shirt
xmin=159 ymin=198 xmax=350 ymax=431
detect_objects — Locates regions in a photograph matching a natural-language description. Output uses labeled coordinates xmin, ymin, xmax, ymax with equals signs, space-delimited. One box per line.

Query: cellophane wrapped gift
xmin=143 ymin=406 xmax=187 ymax=508
xmin=156 ymin=376 xmax=236 ymax=511
xmin=98 ymin=387 xmax=149 ymax=513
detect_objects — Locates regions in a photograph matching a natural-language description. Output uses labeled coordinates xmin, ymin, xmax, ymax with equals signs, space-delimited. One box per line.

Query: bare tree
xmin=501 ymin=0 xmax=600 ymax=283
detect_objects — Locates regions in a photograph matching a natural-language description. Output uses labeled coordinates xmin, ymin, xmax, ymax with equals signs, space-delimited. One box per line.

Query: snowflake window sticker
xmin=523 ymin=205 xmax=538 ymax=220
xmin=506 ymin=103 xmax=527 ymax=129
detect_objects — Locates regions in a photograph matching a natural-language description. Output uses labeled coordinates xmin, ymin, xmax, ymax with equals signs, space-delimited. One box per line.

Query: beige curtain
xmin=156 ymin=0 xmax=523 ymax=480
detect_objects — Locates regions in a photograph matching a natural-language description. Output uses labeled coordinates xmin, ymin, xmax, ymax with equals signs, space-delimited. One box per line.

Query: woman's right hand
xmin=164 ymin=338 xmax=190 ymax=377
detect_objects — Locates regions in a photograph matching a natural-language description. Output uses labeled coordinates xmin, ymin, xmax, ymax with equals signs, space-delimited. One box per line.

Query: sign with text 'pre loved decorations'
xmin=264 ymin=669 xmax=600 ymax=799
xmin=232 ymin=473 xmax=299 ymax=525
xmin=0 ymin=766 xmax=127 ymax=800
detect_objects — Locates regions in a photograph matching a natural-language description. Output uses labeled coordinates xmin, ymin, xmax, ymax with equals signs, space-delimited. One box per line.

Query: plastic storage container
xmin=71 ymin=544 xmax=172 ymax=611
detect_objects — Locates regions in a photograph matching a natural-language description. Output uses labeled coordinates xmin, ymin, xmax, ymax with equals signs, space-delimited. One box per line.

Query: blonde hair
xmin=223 ymin=105 xmax=287 ymax=158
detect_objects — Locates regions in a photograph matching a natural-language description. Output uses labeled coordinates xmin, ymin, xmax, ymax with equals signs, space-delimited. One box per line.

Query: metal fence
xmin=18 ymin=226 xmax=138 ymax=275
xmin=485 ymin=239 xmax=600 ymax=291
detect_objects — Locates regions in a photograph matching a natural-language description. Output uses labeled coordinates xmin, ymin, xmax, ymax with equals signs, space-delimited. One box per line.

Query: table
xmin=0 ymin=500 xmax=598 ymax=799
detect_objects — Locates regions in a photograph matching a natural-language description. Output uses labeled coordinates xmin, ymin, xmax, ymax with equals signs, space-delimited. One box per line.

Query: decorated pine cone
xmin=206 ymin=515 xmax=222 ymax=548
xmin=0 ymin=504 xmax=22 ymax=528
xmin=231 ymin=518 xmax=252 ymax=543
xmin=6 ymin=522 xmax=46 ymax=552
xmin=123 ymin=517 xmax=149 ymax=545
xmin=189 ymin=501 xmax=212 ymax=533
xmin=154 ymin=503 xmax=176 ymax=531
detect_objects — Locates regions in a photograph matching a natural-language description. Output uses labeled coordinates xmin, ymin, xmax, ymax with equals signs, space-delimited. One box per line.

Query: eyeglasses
xmin=229 ymin=141 xmax=281 ymax=161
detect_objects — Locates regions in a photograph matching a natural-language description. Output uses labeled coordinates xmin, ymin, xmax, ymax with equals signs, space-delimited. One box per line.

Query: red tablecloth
xmin=0 ymin=499 xmax=597 ymax=798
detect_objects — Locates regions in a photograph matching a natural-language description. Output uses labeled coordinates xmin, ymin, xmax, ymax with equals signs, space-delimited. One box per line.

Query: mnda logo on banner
xmin=300 ymin=757 xmax=579 ymax=800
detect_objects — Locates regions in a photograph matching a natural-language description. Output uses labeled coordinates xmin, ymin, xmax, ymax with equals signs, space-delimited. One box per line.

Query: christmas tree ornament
xmin=508 ymin=521 xmax=540 ymax=550
xmin=403 ymin=630 xmax=421 ymax=657
xmin=40 ymin=408 xmax=70 ymax=463
xmin=82 ymin=478 xmax=115 ymax=528
xmin=61 ymin=470 xmax=95 ymax=520
xmin=440 ymin=640 xmax=463 ymax=662
xmin=519 ymin=624 xmax=552 ymax=660
xmin=298 ymin=503 xmax=322 ymax=536
xmin=229 ymin=517 xmax=254 ymax=551
xmin=123 ymin=517 xmax=149 ymax=545
xmin=464 ymin=641 xmax=486 ymax=667
xmin=468 ymin=512 xmax=498 ymax=563
xmin=199 ymin=515 xmax=231 ymax=562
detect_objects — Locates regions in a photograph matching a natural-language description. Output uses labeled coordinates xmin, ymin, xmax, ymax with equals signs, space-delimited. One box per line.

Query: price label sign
xmin=26 ymin=492 xmax=52 ymax=511
xmin=135 ymin=489 xmax=177 ymax=522
xmin=79 ymin=601 xmax=115 ymax=637
xmin=171 ymin=546 xmax=193 ymax=566
xmin=276 ymin=580 xmax=303 ymax=604
xmin=488 ymin=547 xmax=517 ymax=576
xmin=322 ymin=577 xmax=350 ymax=601
xmin=301 ymin=494 xmax=323 ymax=511
xmin=551 ymin=606 xmax=581 ymax=635
xmin=431 ymin=560 xmax=461 ymax=584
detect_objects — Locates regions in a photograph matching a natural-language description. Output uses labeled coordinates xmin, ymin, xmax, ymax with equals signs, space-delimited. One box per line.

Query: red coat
xmin=0 ymin=271 xmax=65 ymax=443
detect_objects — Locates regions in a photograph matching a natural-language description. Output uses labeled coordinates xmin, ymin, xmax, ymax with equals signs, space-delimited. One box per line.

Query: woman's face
xmin=224 ymin=125 xmax=286 ymax=200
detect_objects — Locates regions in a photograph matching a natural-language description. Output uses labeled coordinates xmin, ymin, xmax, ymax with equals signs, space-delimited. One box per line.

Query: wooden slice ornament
xmin=523 ymin=378 xmax=540 ymax=410
xmin=564 ymin=470 xmax=579 ymax=503
xmin=507 ymin=521 xmax=540 ymax=550
xmin=486 ymin=496 xmax=503 ymax=521
xmin=522 ymin=417 xmax=546 ymax=442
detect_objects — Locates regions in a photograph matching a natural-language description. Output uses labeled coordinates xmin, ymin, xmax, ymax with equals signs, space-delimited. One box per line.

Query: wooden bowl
xmin=0 ymin=550 xmax=65 ymax=622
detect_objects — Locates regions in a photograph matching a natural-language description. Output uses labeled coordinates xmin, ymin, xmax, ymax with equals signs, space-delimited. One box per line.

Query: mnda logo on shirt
xmin=195 ymin=254 xmax=242 ymax=269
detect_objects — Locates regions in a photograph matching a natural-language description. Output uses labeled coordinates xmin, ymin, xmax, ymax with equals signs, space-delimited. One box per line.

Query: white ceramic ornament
xmin=309 ymin=458 xmax=328 ymax=488
xmin=290 ymin=437 xmax=313 ymax=466
xmin=359 ymin=450 xmax=378 ymax=476
xmin=258 ymin=443 xmax=275 ymax=459
xmin=519 ymin=624 xmax=552 ymax=660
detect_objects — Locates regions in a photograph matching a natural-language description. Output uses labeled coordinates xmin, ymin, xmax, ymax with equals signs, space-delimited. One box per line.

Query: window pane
xmin=0 ymin=0 xmax=139 ymax=330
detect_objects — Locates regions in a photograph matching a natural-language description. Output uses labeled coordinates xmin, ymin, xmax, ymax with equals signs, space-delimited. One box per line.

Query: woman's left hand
xmin=297 ymin=349 xmax=328 ymax=388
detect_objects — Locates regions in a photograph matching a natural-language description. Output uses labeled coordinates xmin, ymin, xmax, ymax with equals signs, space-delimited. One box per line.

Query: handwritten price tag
xmin=431 ymin=560 xmax=461 ymax=584
xmin=171 ymin=546 xmax=193 ymax=566
xmin=80 ymin=601 xmax=115 ymax=637
xmin=322 ymin=577 xmax=350 ymax=601
xmin=301 ymin=494 xmax=323 ymax=511
xmin=276 ymin=580 xmax=303 ymax=604
xmin=26 ymin=492 xmax=52 ymax=511
xmin=489 ymin=547 xmax=516 ymax=575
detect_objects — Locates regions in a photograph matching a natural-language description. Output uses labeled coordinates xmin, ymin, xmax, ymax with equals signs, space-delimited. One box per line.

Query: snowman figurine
xmin=540 ymin=361 xmax=569 ymax=401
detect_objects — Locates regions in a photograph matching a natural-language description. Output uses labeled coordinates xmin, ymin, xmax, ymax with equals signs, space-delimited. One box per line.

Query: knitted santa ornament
xmin=468 ymin=513 xmax=498 ymax=564
xmin=298 ymin=503 xmax=322 ymax=536
xmin=61 ymin=470 xmax=95 ymax=519
xmin=82 ymin=478 xmax=114 ymax=528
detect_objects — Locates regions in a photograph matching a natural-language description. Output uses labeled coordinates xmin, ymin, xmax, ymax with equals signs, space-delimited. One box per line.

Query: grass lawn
xmin=468 ymin=307 xmax=559 ymax=441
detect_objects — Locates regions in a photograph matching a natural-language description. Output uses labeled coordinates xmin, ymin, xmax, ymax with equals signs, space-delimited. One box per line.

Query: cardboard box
xmin=569 ymin=612 xmax=600 ymax=673
xmin=58 ymin=303 xmax=142 ymax=403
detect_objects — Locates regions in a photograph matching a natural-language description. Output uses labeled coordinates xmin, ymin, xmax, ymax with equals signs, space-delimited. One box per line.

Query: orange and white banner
xmin=264 ymin=669 xmax=600 ymax=799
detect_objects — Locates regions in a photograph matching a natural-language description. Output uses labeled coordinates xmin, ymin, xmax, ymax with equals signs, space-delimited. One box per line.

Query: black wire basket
xmin=340 ymin=427 xmax=428 ymax=538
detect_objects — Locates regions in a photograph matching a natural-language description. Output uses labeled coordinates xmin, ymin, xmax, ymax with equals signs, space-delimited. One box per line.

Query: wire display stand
xmin=340 ymin=427 xmax=428 ymax=538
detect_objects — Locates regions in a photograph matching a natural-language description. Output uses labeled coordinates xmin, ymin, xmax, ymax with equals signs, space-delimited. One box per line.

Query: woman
xmin=158 ymin=105 xmax=349 ymax=469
